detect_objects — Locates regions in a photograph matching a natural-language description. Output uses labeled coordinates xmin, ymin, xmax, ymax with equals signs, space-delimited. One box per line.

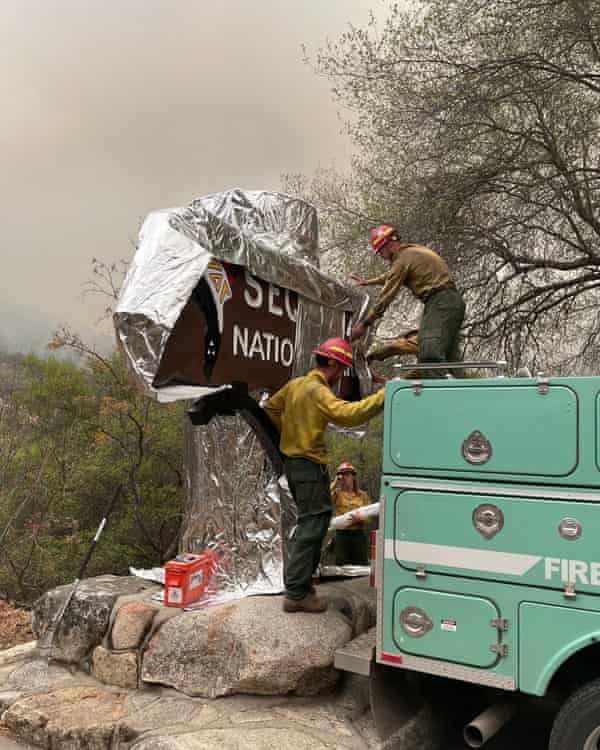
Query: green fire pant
xmin=418 ymin=287 xmax=466 ymax=377
xmin=335 ymin=529 xmax=369 ymax=566
xmin=284 ymin=457 xmax=332 ymax=601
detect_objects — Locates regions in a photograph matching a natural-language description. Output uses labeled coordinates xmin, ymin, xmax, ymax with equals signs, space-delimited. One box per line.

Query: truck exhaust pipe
xmin=463 ymin=699 xmax=517 ymax=748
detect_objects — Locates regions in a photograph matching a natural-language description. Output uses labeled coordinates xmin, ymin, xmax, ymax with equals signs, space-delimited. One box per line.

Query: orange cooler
xmin=164 ymin=552 xmax=216 ymax=607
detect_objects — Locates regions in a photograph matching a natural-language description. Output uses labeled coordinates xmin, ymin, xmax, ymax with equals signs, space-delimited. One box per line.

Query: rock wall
xmin=31 ymin=575 xmax=376 ymax=699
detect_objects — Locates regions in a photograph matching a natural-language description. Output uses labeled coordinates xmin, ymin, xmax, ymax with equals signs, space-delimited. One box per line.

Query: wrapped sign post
xmin=115 ymin=189 xmax=371 ymax=605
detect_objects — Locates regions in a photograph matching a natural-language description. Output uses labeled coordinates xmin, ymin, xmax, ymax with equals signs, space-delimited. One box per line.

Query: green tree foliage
xmin=291 ymin=0 xmax=600 ymax=371
xmin=0 ymin=348 xmax=185 ymax=604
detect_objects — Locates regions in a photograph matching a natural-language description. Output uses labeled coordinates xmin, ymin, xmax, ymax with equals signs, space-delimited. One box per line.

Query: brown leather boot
xmin=283 ymin=593 xmax=327 ymax=613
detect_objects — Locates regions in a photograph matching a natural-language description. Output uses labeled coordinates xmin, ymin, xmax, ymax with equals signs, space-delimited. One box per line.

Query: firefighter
xmin=349 ymin=225 xmax=465 ymax=375
xmin=330 ymin=462 xmax=371 ymax=566
xmin=263 ymin=337 xmax=384 ymax=613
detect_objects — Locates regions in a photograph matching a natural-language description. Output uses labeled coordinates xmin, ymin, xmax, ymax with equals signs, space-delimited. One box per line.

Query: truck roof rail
xmin=393 ymin=360 xmax=508 ymax=373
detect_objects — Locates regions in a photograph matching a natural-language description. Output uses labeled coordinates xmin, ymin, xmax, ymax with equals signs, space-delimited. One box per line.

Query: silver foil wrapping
xmin=115 ymin=189 xmax=371 ymax=607
xmin=182 ymin=415 xmax=297 ymax=606
xmin=115 ymin=189 xmax=370 ymax=400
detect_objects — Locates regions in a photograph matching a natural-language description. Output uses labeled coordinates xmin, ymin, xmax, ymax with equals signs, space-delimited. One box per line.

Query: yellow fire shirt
xmin=330 ymin=484 xmax=371 ymax=530
xmin=263 ymin=369 xmax=384 ymax=465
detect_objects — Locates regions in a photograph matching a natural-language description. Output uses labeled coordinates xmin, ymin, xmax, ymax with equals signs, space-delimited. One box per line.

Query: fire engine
xmin=335 ymin=363 xmax=600 ymax=749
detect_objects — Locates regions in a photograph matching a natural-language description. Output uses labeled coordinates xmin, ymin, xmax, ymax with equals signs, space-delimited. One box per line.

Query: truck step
xmin=334 ymin=626 xmax=376 ymax=677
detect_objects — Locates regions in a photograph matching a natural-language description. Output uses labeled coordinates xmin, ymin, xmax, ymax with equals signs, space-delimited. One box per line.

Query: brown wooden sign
xmin=155 ymin=261 xmax=300 ymax=393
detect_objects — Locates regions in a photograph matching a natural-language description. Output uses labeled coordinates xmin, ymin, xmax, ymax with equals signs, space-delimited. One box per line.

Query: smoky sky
xmin=1 ymin=0 xmax=387 ymax=330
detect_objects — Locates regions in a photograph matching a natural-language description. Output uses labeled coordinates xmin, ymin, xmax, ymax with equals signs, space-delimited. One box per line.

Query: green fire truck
xmin=335 ymin=365 xmax=600 ymax=749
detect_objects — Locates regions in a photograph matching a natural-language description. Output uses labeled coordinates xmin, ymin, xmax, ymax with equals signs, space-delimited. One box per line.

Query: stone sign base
xmin=31 ymin=575 xmax=375 ymax=698
xmin=0 ymin=575 xmax=378 ymax=750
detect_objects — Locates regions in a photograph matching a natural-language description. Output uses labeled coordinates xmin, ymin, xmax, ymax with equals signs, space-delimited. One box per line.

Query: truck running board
xmin=334 ymin=626 xmax=376 ymax=677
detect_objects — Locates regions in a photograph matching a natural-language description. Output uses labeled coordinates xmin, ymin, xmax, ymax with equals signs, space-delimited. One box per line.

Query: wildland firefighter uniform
xmin=350 ymin=225 xmax=465 ymax=372
xmin=263 ymin=337 xmax=384 ymax=613
xmin=330 ymin=462 xmax=372 ymax=566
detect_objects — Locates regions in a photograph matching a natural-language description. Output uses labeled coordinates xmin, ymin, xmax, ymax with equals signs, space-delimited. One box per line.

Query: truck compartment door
xmin=519 ymin=602 xmax=600 ymax=696
xmin=389 ymin=487 xmax=600 ymax=596
xmin=386 ymin=383 xmax=577 ymax=479
xmin=393 ymin=588 xmax=502 ymax=668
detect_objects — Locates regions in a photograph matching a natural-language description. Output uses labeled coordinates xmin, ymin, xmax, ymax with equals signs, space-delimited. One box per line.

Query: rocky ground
xmin=0 ymin=641 xmax=380 ymax=750
xmin=0 ymin=578 xmax=384 ymax=750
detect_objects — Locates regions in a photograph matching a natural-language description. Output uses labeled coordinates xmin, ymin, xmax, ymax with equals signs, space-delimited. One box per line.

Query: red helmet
xmin=312 ymin=337 xmax=353 ymax=368
xmin=337 ymin=461 xmax=357 ymax=475
xmin=370 ymin=224 xmax=399 ymax=255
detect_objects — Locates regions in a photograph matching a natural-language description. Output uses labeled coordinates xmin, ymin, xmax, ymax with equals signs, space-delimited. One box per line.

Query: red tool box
xmin=163 ymin=552 xmax=217 ymax=607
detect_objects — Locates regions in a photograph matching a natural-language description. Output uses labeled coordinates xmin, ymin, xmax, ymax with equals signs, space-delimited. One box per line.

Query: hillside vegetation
xmin=0 ymin=347 xmax=185 ymax=605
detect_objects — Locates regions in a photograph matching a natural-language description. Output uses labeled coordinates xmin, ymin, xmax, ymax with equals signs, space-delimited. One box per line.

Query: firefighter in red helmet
xmin=350 ymin=225 xmax=465 ymax=376
xmin=263 ymin=337 xmax=384 ymax=613
xmin=331 ymin=461 xmax=372 ymax=566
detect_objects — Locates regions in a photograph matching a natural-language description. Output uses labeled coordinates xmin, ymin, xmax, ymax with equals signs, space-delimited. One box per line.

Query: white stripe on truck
xmin=385 ymin=539 xmax=541 ymax=576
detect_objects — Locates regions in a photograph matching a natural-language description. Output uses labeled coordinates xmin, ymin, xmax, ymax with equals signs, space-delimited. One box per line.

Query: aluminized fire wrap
xmin=115 ymin=189 xmax=371 ymax=606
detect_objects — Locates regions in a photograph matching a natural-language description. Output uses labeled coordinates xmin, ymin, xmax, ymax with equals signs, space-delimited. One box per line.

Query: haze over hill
xmin=2 ymin=1 xmax=388 ymax=335
xmin=0 ymin=300 xmax=114 ymax=356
